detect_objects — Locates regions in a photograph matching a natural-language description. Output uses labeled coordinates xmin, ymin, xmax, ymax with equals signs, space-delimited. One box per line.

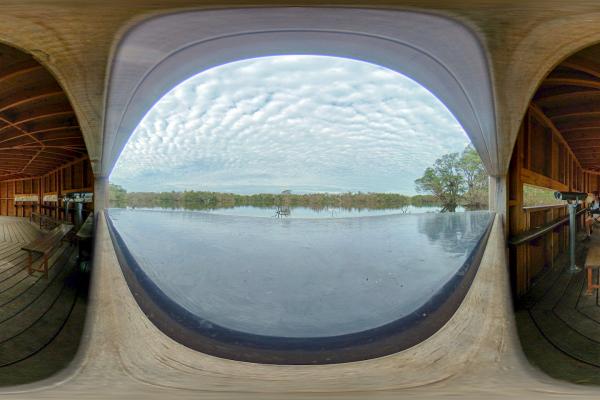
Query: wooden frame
xmin=508 ymin=107 xmax=595 ymax=297
xmin=0 ymin=156 xmax=94 ymax=219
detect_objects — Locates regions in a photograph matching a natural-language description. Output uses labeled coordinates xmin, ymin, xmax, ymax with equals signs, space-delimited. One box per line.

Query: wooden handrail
xmin=522 ymin=204 xmax=567 ymax=212
xmin=508 ymin=207 xmax=588 ymax=246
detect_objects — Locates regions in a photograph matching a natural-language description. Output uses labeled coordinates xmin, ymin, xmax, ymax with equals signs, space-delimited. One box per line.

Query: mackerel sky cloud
xmin=110 ymin=55 xmax=470 ymax=194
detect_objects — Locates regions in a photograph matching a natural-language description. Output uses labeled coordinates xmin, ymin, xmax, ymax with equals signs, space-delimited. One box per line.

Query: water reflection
xmin=274 ymin=204 xmax=291 ymax=218
xmin=418 ymin=211 xmax=488 ymax=256
xmin=121 ymin=205 xmax=467 ymax=218
xmin=108 ymin=209 xmax=492 ymax=337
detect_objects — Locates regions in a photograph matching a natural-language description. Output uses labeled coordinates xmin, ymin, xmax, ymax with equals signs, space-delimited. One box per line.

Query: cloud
xmin=110 ymin=55 xmax=470 ymax=194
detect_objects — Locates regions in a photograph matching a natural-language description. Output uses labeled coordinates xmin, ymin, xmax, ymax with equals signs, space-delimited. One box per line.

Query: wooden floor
xmin=517 ymin=229 xmax=600 ymax=384
xmin=0 ymin=216 xmax=87 ymax=386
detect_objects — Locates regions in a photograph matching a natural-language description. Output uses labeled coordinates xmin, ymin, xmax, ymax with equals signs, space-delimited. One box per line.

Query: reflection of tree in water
xmin=274 ymin=190 xmax=292 ymax=218
xmin=417 ymin=212 xmax=492 ymax=256
xmin=274 ymin=205 xmax=291 ymax=218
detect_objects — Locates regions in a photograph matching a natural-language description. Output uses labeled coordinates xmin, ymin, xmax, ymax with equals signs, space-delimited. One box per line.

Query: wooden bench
xmin=585 ymin=246 xmax=600 ymax=294
xmin=30 ymin=212 xmax=61 ymax=231
xmin=21 ymin=224 xmax=73 ymax=278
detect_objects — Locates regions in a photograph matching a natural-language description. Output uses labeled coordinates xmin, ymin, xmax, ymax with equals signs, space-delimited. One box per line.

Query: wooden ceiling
xmin=534 ymin=46 xmax=600 ymax=172
xmin=0 ymin=43 xmax=86 ymax=181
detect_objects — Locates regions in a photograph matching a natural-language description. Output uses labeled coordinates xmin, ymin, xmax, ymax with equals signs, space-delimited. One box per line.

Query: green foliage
xmin=110 ymin=146 xmax=488 ymax=213
xmin=109 ymin=183 xmax=128 ymax=207
xmin=458 ymin=145 xmax=489 ymax=208
xmin=119 ymin=190 xmax=425 ymax=211
xmin=522 ymin=184 xmax=564 ymax=207
xmin=415 ymin=145 xmax=488 ymax=212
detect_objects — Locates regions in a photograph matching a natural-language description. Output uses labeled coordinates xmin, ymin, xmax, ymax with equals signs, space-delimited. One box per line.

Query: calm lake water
xmin=122 ymin=205 xmax=466 ymax=218
xmin=108 ymin=208 xmax=492 ymax=337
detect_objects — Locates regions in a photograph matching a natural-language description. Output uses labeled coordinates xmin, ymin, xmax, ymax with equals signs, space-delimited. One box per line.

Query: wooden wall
xmin=509 ymin=106 xmax=600 ymax=297
xmin=0 ymin=157 xmax=94 ymax=220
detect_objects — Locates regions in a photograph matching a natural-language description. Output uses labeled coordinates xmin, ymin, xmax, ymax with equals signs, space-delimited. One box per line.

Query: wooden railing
xmin=509 ymin=206 xmax=588 ymax=246
xmin=508 ymin=203 xmax=586 ymax=296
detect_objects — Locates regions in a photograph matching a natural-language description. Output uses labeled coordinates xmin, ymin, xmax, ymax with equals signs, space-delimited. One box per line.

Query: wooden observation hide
xmin=509 ymin=49 xmax=600 ymax=296
xmin=0 ymin=43 xmax=93 ymax=221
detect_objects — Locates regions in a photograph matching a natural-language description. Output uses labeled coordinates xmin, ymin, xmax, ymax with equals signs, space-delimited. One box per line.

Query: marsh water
xmin=108 ymin=208 xmax=492 ymax=337
xmin=122 ymin=205 xmax=466 ymax=218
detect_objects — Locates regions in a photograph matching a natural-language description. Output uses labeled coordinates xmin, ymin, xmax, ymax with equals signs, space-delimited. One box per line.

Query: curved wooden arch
xmin=530 ymin=47 xmax=600 ymax=171
xmin=0 ymin=43 xmax=86 ymax=179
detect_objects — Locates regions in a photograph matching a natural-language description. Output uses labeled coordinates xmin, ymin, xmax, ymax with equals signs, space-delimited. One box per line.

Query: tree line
xmin=110 ymin=145 xmax=489 ymax=212
xmin=109 ymin=185 xmax=440 ymax=211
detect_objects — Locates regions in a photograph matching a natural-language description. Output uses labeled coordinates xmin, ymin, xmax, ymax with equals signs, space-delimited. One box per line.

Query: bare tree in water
xmin=274 ymin=190 xmax=292 ymax=217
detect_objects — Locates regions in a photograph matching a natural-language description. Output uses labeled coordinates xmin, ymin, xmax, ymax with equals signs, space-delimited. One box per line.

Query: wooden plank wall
xmin=0 ymin=157 xmax=94 ymax=219
xmin=509 ymin=106 xmax=600 ymax=297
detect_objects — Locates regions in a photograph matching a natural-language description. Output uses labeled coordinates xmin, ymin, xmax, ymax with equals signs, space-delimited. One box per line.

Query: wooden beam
xmin=0 ymin=111 xmax=76 ymax=144
xmin=572 ymin=154 xmax=600 ymax=160
xmin=0 ymin=152 xmax=72 ymax=162
xmin=0 ymin=115 xmax=43 ymax=147
xmin=19 ymin=149 xmax=44 ymax=174
xmin=0 ymin=156 xmax=65 ymax=164
xmin=543 ymin=102 xmax=600 ymax=120
xmin=562 ymin=57 xmax=600 ymax=81
xmin=0 ymin=160 xmax=61 ymax=169
xmin=556 ymin=119 xmax=600 ymax=131
xmin=568 ymin=147 xmax=600 ymax=155
xmin=560 ymin=126 xmax=600 ymax=135
xmin=529 ymin=103 xmax=583 ymax=169
xmin=30 ymin=126 xmax=81 ymax=140
xmin=0 ymin=148 xmax=82 ymax=162
xmin=15 ymin=148 xmax=82 ymax=159
xmin=14 ymin=145 xmax=86 ymax=155
xmin=570 ymin=152 xmax=600 ymax=160
xmin=0 ymin=91 xmax=64 ymax=114
xmin=521 ymin=167 xmax=568 ymax=192
xmin=5 ymin=104 xmax=74 ymax=126
xmin=19 ymin=115 xmax=78 ymax=132
xmin=0 ymin=62 xmax=43 ymax=86
xmin=0 ymin=155 xmax=69 ymax=163
xmin=34 ymin=137 xmax=85 ymax=146
xmin=534 ymin=90 xmax=600 ymax=106
xmin=542 ymin=78 xmax=600 ymax=90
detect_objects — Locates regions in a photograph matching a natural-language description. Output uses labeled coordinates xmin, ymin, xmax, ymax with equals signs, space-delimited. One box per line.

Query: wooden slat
xmin=22 ymin=224 xmax=72 ymax=254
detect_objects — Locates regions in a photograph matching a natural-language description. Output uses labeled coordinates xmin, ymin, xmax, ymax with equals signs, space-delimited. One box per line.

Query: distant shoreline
xmin=108 ymin=185 xmax=491 ymax=213
xmin=110 ymin=187 xmax=446 ymax=210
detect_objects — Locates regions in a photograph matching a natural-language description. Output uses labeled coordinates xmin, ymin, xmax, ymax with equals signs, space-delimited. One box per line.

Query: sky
xmin=110 ymin=55 xmax=470 ymax=195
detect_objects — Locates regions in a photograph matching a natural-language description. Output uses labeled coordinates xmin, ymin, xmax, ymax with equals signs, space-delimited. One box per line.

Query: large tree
xmin=415 ymin=152 xmax=464 ymax=212
xmin=415 ymin=145 xmax=488 ymax=212
xmin=458 ymin=145 xmax=488 ymax=207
